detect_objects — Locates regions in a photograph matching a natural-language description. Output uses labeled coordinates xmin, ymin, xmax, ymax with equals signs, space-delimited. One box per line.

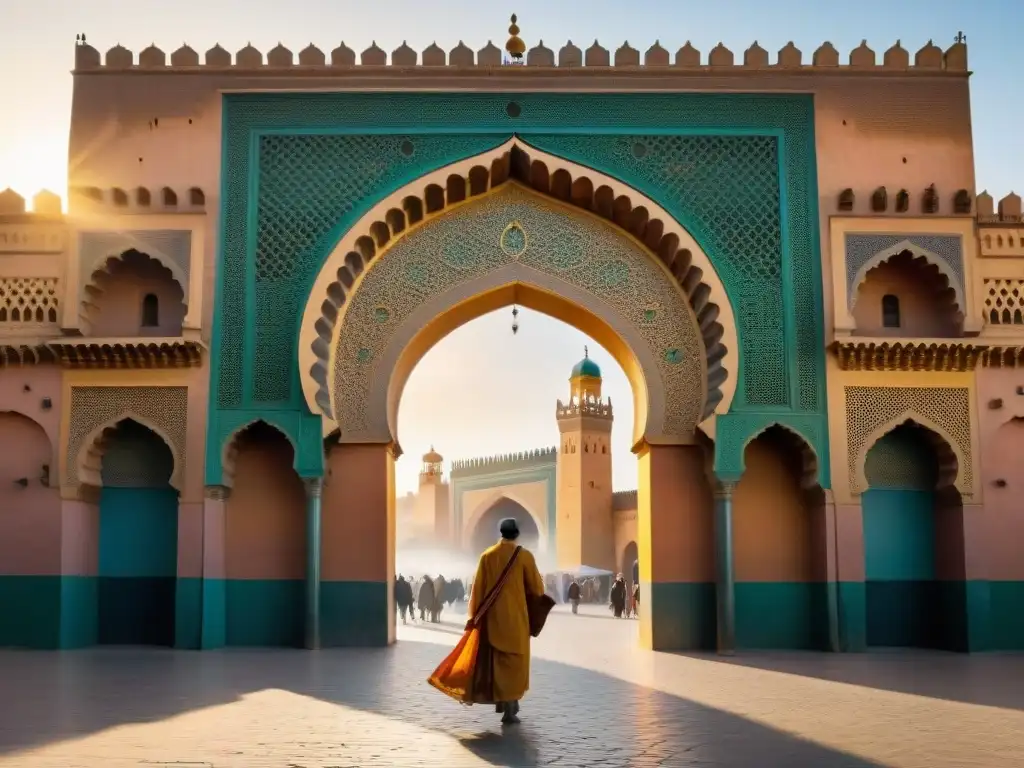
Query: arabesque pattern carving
xmin=0 ymin=278 xmax=59 ymax=326
xmin=65 ymin=386 xmax=188 ymax=487
xmin=983 ymin=279 xmax=1024 ymax=325
xmin=332 ymin=186 xmax=705 ymax=438
xmin=844 ymin=386 xmax=972 ymax=494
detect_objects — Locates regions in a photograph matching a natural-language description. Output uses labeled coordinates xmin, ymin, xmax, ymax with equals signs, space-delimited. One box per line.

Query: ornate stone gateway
xmin=207 ymin=90 xmax=829 ymax=650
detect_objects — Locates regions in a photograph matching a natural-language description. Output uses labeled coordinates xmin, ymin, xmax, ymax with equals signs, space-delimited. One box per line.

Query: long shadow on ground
xmin=0 ymin=640 xmax=889 ymax=767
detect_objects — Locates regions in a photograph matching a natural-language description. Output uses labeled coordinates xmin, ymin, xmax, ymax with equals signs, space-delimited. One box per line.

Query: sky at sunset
xmin=0 ymin=0 xmax=1020 ymax=494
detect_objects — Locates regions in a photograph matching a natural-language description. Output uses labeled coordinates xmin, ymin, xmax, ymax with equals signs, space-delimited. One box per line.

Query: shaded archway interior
xmin=852 ymin=250 xmax=963 ymax=337
xmin=310 ymin=140 xmax=731 ymax=429
xmin=97 ymin=419 xmax=178 ymax=646
xmin=862 ymin=421 xmax=967 ymax=651
xmin=470 ymin=497 xmax=541 ymax=555
xmin=81 ymin=249 xmax=187 ymax=337
xmin=386 ymin=282 xmax=651 ymax=453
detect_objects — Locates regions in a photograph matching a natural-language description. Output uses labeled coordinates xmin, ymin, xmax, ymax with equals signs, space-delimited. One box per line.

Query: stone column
xmin=196 ymin=484 xmax=229 ymax=649
xmin=819 ymin=489 xmax=841 ymax=653
xmin=835 ymin=499 xmax=867 ymax=651
xmin=321 ymin=443 xmax=396 ymax=646
xmin=305 ymin=477 xmax=323 ymax=650
xmin=713 ymin=481 xmax=736 ymax=655
xmin=636 ymin=443 xmax=716 ymax=651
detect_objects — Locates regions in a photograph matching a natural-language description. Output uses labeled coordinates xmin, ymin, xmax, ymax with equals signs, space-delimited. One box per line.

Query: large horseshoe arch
xmin=298 ymin=139 xmax=740 ymax=447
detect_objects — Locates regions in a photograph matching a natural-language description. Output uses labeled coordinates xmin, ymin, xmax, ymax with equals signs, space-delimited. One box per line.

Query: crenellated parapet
xmin=612 ymin=490 xmax=638 ymax=512
xmin=450 ymin=446 xmax=557 ymax=475
xmin=0 ymin=188 xmax=64 ymax=217
xmin=72 ymin=37 xmax=968 ymax=74
xmin=976 ymin=192 xmax=1022 ymax=225
xmin=556 ymin=398 xmax=613 ymax=419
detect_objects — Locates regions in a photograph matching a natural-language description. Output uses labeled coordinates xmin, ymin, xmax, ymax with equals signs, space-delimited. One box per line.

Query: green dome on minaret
xmin=570 ymin=346 xmax=601 ymax=378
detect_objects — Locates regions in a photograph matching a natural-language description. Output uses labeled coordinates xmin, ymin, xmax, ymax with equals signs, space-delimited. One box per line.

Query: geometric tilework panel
xmin=77 ymin=230 xmax=192 ymax=302
xmin=863 ymin=425 xmax=940 ymax=491
xmin=65 ymin=386 xmax=188 ymax=486
xmin=218 ymin=92 xmax=823 ymax=419
xmin=332 ymin=186 xmax=705 ymax=438
xmin=100 ymin=419 xmax=176 ymax=488
xmin=250 ymin=134 xmax=507 ymax=403
xmin=528 ymin=134 xmax=791 ymax=409
xmin=844 ymin=234 xmax=964 ymax=304
xmin=844 ymin=386 xmax=971 ymax=495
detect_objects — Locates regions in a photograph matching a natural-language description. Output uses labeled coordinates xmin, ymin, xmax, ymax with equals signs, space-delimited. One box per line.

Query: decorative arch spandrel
xmin=65 ymin=386 xmax=188 ymax=491
xmin=299 ymin=138 xmax=740 ymax=438
xmin=77 ymin=230 xmax=192 ymax=308
xmin=845 ymin=235 xmax=966 ymax=313
xmin=328 ymin=184 xmax=709 ymax=447
xmin=844 ymin=385 xmax=974 ymax=497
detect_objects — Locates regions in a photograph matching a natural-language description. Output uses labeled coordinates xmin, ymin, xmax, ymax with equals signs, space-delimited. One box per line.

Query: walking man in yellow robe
xmin=468 ymin=517 xmax=546 ymax=725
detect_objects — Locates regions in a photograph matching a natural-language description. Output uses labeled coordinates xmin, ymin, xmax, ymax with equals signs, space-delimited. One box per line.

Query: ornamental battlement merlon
xmin=450 ymin=446 xmax=557 ymax=475
xmin=72 ymin=38 xmax=968 ymax=75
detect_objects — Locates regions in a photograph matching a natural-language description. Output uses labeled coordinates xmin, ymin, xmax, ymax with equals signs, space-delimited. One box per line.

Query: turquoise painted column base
xmin=645 ymin=582 xmax=717 ymax=651
xmin=174 ymin=578 xmax=227 ymax=649
xmin=990 ymin=581 xmax=1024 ymax=650
xmin=837 ymin=581 xmax=867 ymax=652
xmin=320 ymin=581 xmax=390 ymax=647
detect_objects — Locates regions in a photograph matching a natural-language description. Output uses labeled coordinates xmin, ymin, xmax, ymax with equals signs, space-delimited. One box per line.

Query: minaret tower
xmin=414 ymin=447 xmax=451 ymax=543
xmin=555 ymin=348 xmax=615 ymax=571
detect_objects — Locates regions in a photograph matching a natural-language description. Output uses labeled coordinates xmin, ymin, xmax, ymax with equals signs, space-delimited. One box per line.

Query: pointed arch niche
xmin=298 ymin=138 xmax=740 ymax=448
xmin=829 ymin=219 xmax=981 ymax=338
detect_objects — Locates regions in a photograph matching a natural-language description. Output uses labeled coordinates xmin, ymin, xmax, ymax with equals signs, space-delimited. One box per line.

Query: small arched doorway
xmin=224 ymin=421 xmax=307 ymax=647
xmin=97 ymin=419 xmax=179 ymax=646
xmin=621 ymin=541 xmax=638 ymax=584
xmin=470 ymin=497 xmax=540 ymax=555
xmin=862 ymin=421 xmax=961 ymax=650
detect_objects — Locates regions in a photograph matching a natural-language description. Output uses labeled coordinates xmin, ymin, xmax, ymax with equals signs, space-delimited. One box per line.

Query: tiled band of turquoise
xmin=645 ymin=582 xmax=717 ymax=650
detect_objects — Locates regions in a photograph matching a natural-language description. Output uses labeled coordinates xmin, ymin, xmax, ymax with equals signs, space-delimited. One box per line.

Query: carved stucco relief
xmin=65 ymin=385 xmax=188 ymax=489
xmin=844 ymin=385 xmax=973 ymax=495
xmin=332 ymin=186 xmax=706 ymax=442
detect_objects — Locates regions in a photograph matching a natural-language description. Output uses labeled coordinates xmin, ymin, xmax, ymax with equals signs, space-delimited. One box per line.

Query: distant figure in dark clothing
xmin=394 ymin=575 xmax=414 ymax=624
xmin=610 ymin=574 xmax=627 ymax=618
xmin=418 ymin=576 xmax=434 ymax=622
xmin=566 ymin=579 xmax=581 ymax=614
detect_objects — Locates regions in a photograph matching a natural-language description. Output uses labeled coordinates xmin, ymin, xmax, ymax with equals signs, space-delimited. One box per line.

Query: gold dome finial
xmin=505 ymin=13 xmax=526 ymax=59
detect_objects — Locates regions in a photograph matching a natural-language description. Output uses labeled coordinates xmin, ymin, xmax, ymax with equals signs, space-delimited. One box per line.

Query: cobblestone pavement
xmin=1 ymin=603 xmax=1023 ymax=768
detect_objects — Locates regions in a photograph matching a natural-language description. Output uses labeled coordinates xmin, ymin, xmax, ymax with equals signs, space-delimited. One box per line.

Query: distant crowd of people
xmin=564 ymin=574 xmax=639 ymax=619
xmin=393 ymin=574 xmax=466 ymax=624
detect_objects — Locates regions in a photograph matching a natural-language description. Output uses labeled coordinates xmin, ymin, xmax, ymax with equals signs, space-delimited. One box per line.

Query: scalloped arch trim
xmin=76 ymin=412 xmax=184 ymax=492
xmin=849 ymin=240 xmax=965 ymax=314
xmin=80 ymin=250 xmax=189 ymax=329
xmin=299 ymin=137 xmax=739 ymax=441
xmin=740 ymin=421 xmax=821 ymax=488
xmin=220 ymin=418 xmax=301 ymax=489
xmin=854 ymin=412 xmax=963 ymax=495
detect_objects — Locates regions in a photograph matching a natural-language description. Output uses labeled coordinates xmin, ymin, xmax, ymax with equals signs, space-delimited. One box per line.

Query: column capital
xmin=305 ymin=477 xmax=324 ymax=498
xmin=204 ymin=484 xmax=231 ymax=501
xmin=713 ymin=480 xmax=737 ymax=499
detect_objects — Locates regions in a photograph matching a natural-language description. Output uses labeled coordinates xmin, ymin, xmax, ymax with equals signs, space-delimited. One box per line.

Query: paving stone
xmin=0 ymin=604 xmax=1022 ymax=767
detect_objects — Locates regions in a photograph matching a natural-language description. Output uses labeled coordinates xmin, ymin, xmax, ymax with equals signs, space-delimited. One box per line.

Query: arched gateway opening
xmin=299 ymin=140 xmax=745 ymax=651
xmin=470 ymin=498 xmax=541 ymax=554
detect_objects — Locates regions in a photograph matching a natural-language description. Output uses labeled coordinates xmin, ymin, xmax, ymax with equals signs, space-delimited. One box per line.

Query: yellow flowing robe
xmin=468 ymin=539 xmax=546 ymax=702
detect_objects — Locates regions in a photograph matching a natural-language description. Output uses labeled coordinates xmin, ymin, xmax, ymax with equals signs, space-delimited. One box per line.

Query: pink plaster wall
xmin=640 ymin=444 xmax=714 ymax=583
xmin=322 ymin=444 xmax=393 ymax=583
xmin=0 ymin=412 xmax=61 ymax=575
xmin=176 ymin=501 xmax=204 ymax=578
xmin=60 ymin=499 xmax=99 ymax=576
xmin=834 ymin=503 xmax=866 ymax=582
xmin=224 ymin=435 xmax=306 ymax=580
xmin=733 ymin=439 xmax=814 ymax=583
xmin=86 ymin=259 xmax=186 ymax=337
xmin=852 ymin=259 xmax=961 ymax=337
xmin=976 ymin=368 xmax=1024 ymax=580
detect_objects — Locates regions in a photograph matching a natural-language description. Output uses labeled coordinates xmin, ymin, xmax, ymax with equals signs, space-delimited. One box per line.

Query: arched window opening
xmin=141 ymin=293 xmax=159 ymax=327
xmin=881 ymin=294 xmax=901 ymax=328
